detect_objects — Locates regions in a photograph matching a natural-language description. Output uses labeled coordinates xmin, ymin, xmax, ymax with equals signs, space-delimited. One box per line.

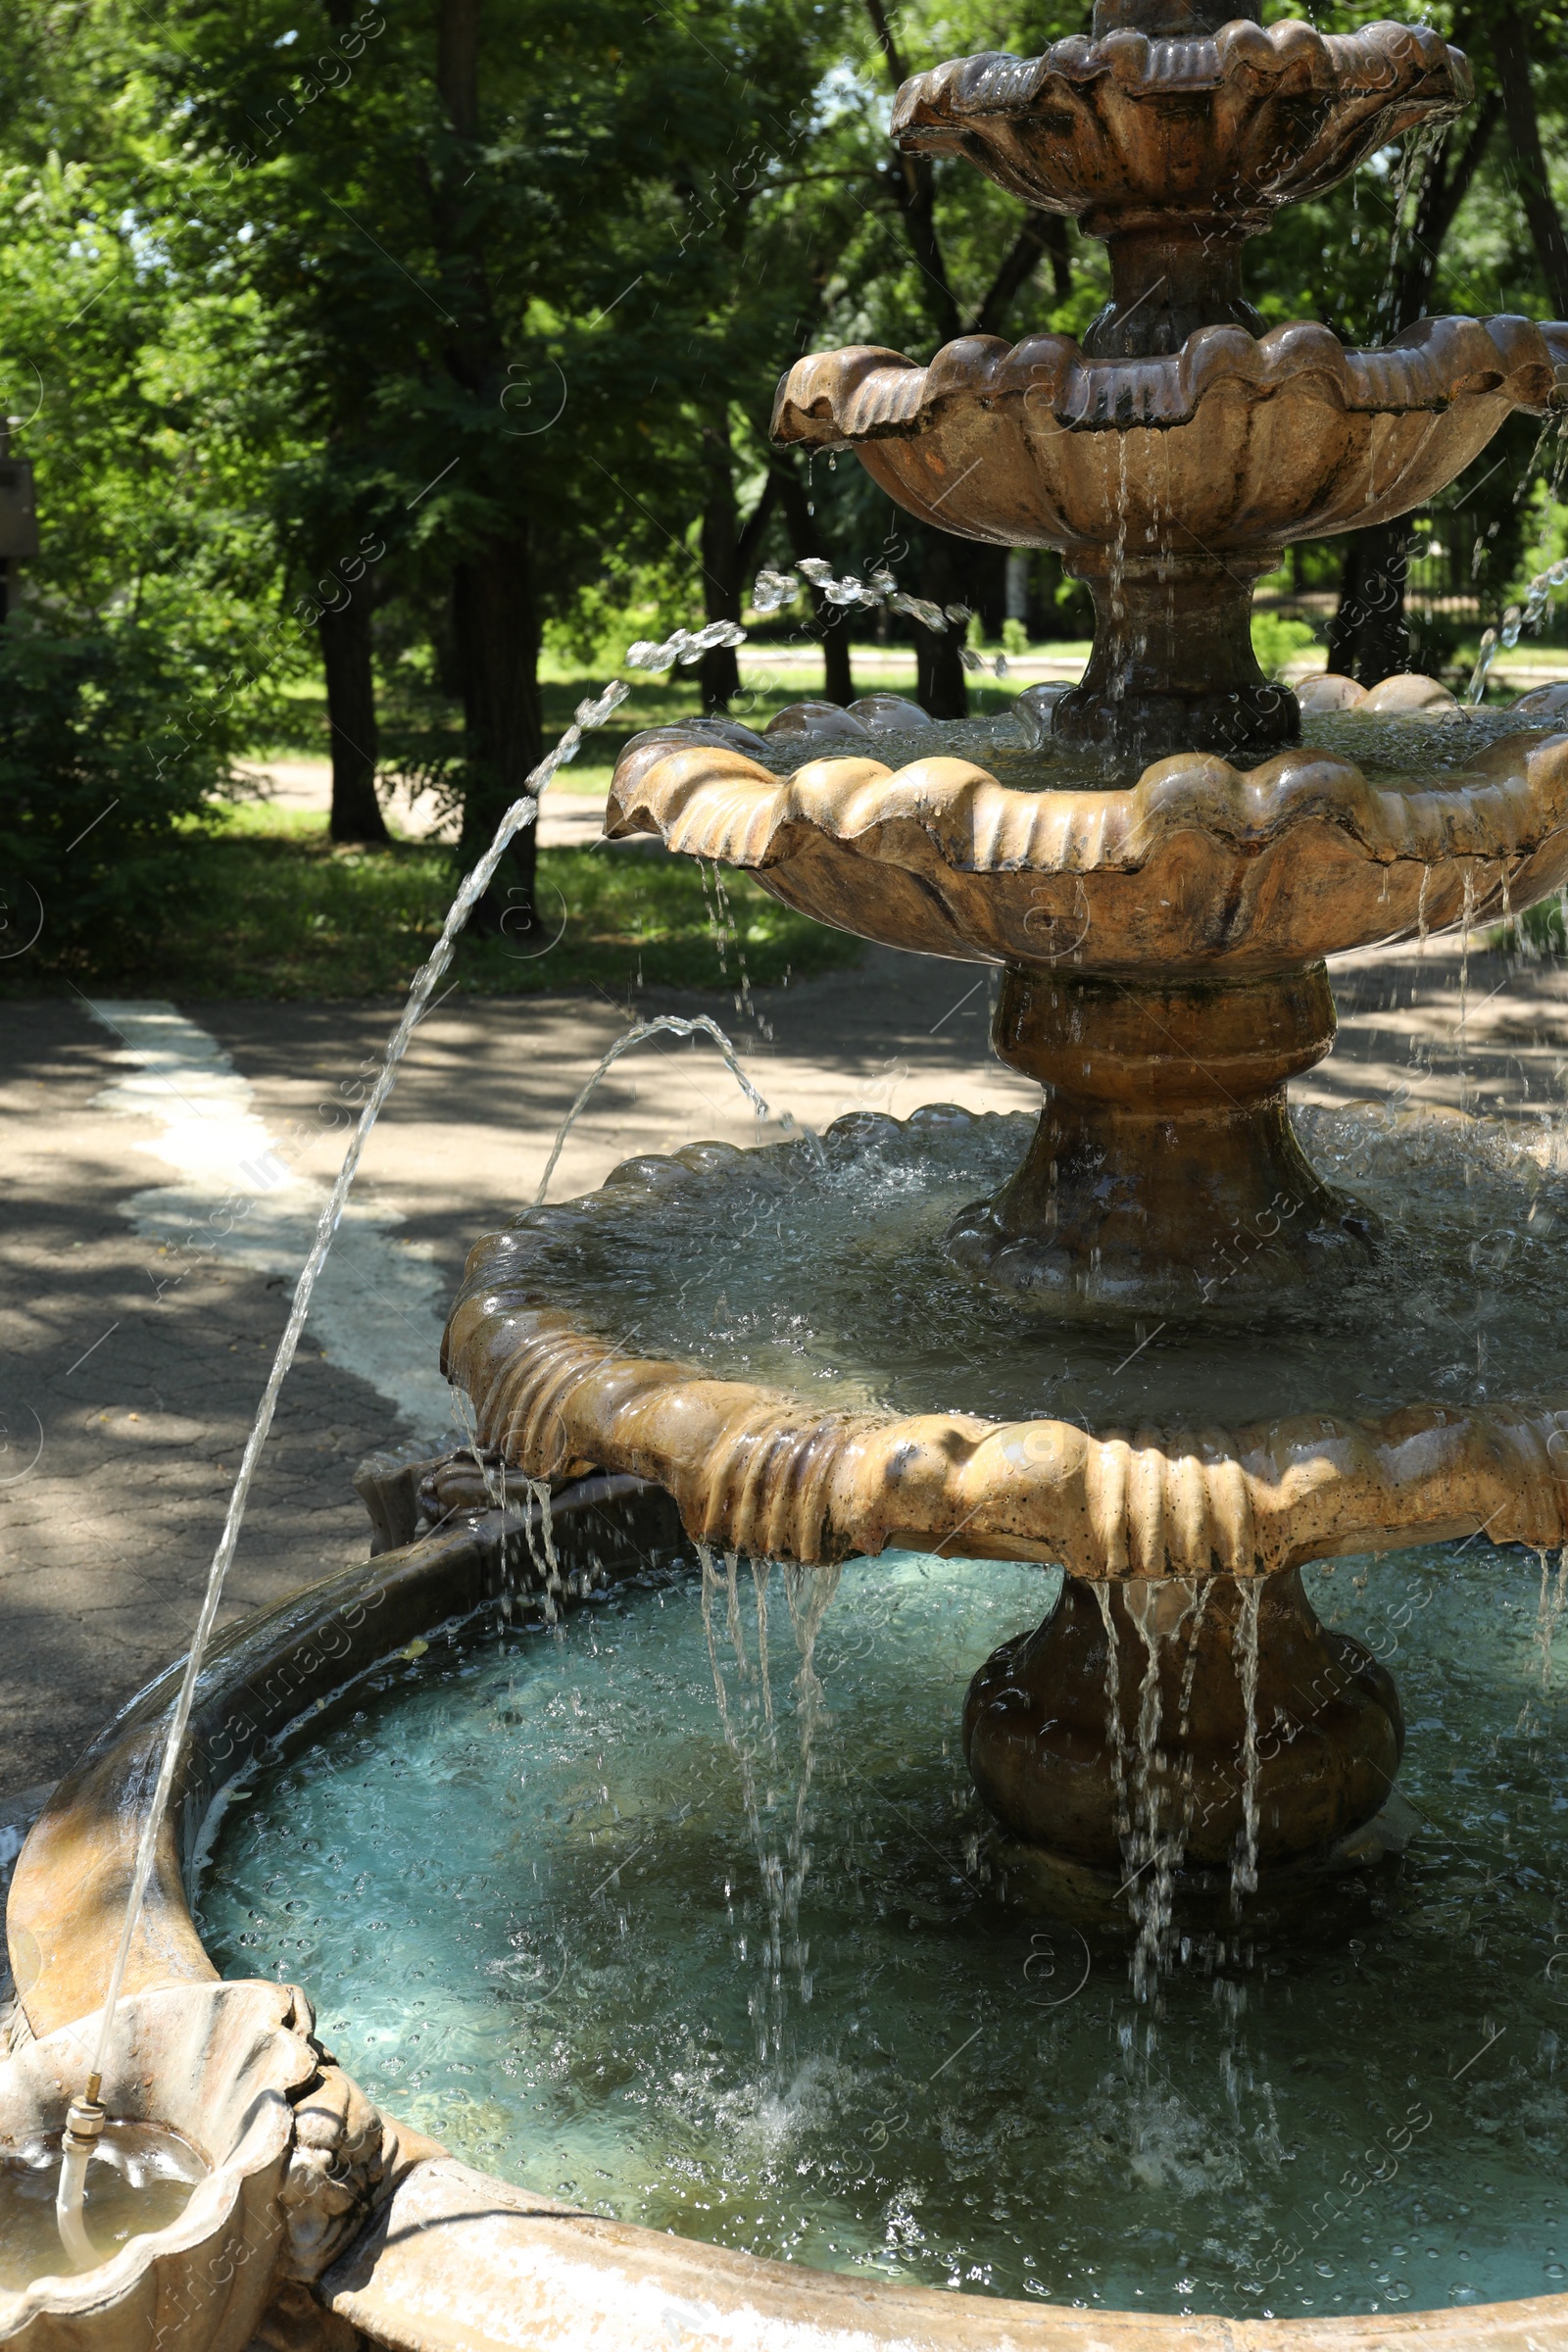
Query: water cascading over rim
xmin=773 ymin=0 xmax=1516 ymax=764
xmin=458 ymin=0 xmax=1568 ymax=1899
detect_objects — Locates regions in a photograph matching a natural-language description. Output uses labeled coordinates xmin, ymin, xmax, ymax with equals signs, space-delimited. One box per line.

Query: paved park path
xmin=3 ymin=928 xmax=1565 ymax=1810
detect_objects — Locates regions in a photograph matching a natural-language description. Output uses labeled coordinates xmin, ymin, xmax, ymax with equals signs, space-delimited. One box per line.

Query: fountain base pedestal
xmin=963 ymin=1568 xmax=1404 ymax=1876
xmin=946 ymin=962 xmax=1377 ymax=1311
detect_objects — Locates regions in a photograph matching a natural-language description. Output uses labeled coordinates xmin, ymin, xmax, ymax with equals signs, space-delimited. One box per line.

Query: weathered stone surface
xmin=442 ymin=1117 xmax=1568 ymax=1575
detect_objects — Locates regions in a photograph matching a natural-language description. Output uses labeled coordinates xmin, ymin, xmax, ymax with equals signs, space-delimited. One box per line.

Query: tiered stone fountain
xmin=8 ymin=6 xmax=1568 ymax=2346
xmin=450 ymin=0 xmax=1568 ymax=1886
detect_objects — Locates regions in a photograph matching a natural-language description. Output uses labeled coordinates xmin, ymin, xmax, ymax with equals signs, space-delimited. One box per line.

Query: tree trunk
xmin=1331 ymin=94 xmax=1503 ymax=680
xmin=773 ymin=456 xmax=855 ymax=705
xmin=454 ymin=535 xmax=543 ymax=934
xmin=318 ymin=593 xmax=389 ymax=845
xmin=433 ymin=0 xmax=539 ymax=927
xmin=698 ymin=416 xmax=742 ymax=710
xmin=915 ymin=526 xmax=968 ymax=718
xmin=1327 ymin=523 xmax=1412 ymax=683
xmin=1493 ymin=11 xmax=1568 ymax=315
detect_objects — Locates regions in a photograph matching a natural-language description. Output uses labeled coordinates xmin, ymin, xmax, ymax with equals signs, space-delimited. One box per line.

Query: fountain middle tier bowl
xmin=442 ymin=1103 xmax=1568 ymax=1578
xmin=771 ymin=316 xmax=1568 ymax=552
xmin=608 ymin=708 xmax=1568 ymax=973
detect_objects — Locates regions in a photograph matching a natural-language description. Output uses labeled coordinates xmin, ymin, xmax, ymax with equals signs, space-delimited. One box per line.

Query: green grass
xmin=13 ymin=815 xmax=864 ymax=1001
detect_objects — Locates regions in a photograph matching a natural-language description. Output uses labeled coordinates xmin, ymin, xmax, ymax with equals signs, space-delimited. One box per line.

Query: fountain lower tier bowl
xmin=17 ymin=1480 xmax=1568 ymax=2337
xmin=443 ymin=1100 xmax=1568 ymax=1872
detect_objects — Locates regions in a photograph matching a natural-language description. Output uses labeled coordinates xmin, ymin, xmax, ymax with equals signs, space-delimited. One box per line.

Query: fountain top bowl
xmin=890 ymin=17 xmax=1471 ymax=231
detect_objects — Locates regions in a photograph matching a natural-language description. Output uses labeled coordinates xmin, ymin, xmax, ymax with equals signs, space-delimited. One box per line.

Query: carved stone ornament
xmin=0 ymin=1982 xmax=316 ymax=2352
xmin=608 ymin=725 xmax=1568 ymax=971
xmin=277 ymin=2037 xmax=406 ymax=2286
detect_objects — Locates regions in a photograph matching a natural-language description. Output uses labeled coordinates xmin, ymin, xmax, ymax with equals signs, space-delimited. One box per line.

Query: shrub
xmin=0 ymin=618 xmax=242 ymax=970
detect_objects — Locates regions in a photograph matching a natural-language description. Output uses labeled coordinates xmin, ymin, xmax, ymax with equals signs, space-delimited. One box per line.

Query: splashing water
xmin=521 ymin=1477 xmax=565 ymax=1623
xmin=1467 ymin=553 xmax=1568 ymax=703
xmin=752 ymin=561 xmax=1012 ymax=680
xmin=1372 ymin=121 xmax=1449 ymax=341
xmin=751 ymin=1558 xmax=775 ymax=1733
xmin=1124 ymin=1583 xmax=1172 ymax=2003
xmin=780 ymin=1561 xmax=843 ymax=2001
xmin=626 ymin=618 xmax=747 ymax=671
xmin=697 ymin=1544 xmax=841 ymax=2061
xmin=1532 ymin=1548 xmax=1568 ymax=1692
xmin=1095 ymin=1584 xmax=1132 ymax=1859
xmin=695 ymin=1542 xmax=784 ymax=2060
xmin=450 ymin=1389 xmax=523 ymax=1623
xmin=530 ymin=1013 xmax=780 ymax=1210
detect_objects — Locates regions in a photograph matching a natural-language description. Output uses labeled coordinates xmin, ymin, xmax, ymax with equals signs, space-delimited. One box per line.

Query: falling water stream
xmin=1467 ymin=552 xmax=1568 ymax=702
xmin=24 ymin=635 xmax=739 ymax=2268
xmin=532 ymin=1012 xmax=779 ymax=1210
xmin=1232 ymin=1583 xmax=1262 ymax=1902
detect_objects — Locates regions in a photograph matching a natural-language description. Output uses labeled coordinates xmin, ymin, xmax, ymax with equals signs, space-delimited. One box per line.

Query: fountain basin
xmin=442 ymin=1105 xmax=1568 ymax=1574
xmin=13 ymin=1468 xmax=1568 ymax=2338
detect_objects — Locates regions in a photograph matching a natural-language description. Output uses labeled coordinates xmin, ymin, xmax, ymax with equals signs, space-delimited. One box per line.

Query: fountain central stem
xmin=1053 ymin=549 xmax=1299 ymax=760
xmin=1081 ymin=220 xmax=1264 ymax=360
xmin=947 ymin=962 xmax=1376 ymax=1308
xmin=965 ymin=1567 xmax=1404 ymax=1876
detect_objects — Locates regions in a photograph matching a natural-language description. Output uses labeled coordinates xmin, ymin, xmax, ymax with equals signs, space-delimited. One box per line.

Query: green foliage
xmin=0 ymin=617 xmax=243 ymax=956
xmin=0 ymin=0 xmax=1562 ymax=991
xmin=1250 ymin=612 xmax=1320 ymax=677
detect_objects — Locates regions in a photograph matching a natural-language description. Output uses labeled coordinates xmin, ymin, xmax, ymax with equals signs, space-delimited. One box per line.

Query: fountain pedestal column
xmin=963 ymin=1568 xmax=1404 ymax=1876
xmin=946 ymin=961 xmax=1376 ymax=1309
xmin=1052 ymin=550 xmax=1300 ymax=762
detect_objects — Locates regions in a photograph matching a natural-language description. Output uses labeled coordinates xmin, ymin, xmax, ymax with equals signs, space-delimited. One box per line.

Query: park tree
xmin=160 ymin=0 xmax=858 ymax=918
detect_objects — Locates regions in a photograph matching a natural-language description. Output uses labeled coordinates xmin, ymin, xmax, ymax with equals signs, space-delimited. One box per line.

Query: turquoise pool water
xmin=196 ymin=1543 xmax=1568 ymax=2319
